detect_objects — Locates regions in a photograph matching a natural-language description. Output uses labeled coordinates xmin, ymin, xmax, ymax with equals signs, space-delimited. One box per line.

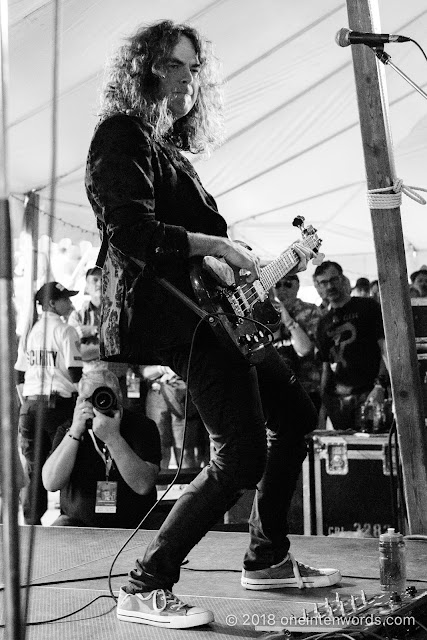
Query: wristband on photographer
xmin=66 ymin=428 xmax=83 ymax=442
xmin=285 ymin=320 xmax=299 ymax=331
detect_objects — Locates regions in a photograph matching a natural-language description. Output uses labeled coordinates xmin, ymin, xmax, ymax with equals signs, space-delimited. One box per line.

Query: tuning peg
xmin=312 ymin=252 xmax=325 ymax=266
xmin=292 ymin=215 xmax=305 ymax=228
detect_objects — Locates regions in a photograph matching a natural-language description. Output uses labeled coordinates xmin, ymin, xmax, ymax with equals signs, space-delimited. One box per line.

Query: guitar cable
xmin=105 ymin=310 xmax=275 ymax=600
xmin=105 ymin=313 xmax=211 ymax=602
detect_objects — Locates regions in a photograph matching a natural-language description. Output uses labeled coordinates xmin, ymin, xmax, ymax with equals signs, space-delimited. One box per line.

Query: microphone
xmin=336 ymin=28 xmax=410 ymax=48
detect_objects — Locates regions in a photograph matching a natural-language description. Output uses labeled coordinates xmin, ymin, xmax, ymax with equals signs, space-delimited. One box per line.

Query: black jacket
xmin=85 ymin=114 xmax=228 ymax=363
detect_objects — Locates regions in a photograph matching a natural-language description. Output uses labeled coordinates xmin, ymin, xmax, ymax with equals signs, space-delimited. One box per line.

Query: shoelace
xmin=153 ymin=589 xmax=187 ymax=612
xmin=288 ymin=553 xmax=306 ymax=589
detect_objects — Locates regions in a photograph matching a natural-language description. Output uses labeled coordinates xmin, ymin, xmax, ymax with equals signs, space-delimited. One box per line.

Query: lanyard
xmin=88 ymin=429 xmax=113 ymax=481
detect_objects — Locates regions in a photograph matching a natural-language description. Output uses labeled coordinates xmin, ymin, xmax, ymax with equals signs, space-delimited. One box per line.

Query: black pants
xmin=18 ymin=396 xmax=76 ymax=524
xmin=128 ymin=338 xmax=318 ymax=592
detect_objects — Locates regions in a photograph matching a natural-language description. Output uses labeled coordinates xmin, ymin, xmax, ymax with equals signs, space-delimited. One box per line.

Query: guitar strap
xmin=95 ymin=221 xmax=109 ymax=268
xmin=95 ymin=231 xmax=209 ymax=321
xmin=154 ymin=274 xmax=210 ymax=320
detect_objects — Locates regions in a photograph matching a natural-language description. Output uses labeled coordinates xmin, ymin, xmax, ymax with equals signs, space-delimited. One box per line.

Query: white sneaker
xmin=116 ymin=587 xmax=214 ymax=628
xmin=241 ymin=553 xmax=342 ymax=590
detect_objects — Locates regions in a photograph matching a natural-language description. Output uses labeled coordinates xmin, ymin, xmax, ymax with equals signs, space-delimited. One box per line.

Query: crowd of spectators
xmin=269 ymin=263 xmax=391 ymax=432
xmin=7 ymin=252 xmax=427 ymax=525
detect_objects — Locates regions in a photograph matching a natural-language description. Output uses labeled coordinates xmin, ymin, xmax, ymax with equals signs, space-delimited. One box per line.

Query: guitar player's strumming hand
xmin=188 ymin=233 xmax=261 ymax=284
xmin=188 ymin=236 xmax=313 ymax=286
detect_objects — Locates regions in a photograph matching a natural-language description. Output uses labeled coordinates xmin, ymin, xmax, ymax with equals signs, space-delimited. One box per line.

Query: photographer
xmin=42 ymin=369 xmax=161 ymax=528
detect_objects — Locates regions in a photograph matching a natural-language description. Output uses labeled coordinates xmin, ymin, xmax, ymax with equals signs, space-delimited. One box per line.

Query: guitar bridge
xmin=225 ymin=288 xmax=251 ymax=317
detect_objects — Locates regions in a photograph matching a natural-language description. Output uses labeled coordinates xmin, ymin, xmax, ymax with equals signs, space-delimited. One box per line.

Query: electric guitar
xmin=189 ymin=216 xmax=324 ymax=363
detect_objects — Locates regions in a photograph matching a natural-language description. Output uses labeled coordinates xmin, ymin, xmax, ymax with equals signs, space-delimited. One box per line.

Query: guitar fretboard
xmin=260 ymin=248 xmax=300 ymax=292
xmin=258 ymin=231 xmax=319 ymax=292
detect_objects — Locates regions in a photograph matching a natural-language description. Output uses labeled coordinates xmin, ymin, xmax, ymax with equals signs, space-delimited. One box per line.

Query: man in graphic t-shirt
xmin=314 ymin=262 xmax=388 ymax=431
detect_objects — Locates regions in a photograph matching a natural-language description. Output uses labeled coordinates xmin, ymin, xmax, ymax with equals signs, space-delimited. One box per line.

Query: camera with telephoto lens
xmin=89 ymin=386 xmax=118 ymax=417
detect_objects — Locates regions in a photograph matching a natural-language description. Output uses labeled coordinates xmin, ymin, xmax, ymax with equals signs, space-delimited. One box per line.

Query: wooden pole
xmin=0 ymin=0 xmax=24 ymax=638
xmin=345 ymin=0 xmax=427 ymax=533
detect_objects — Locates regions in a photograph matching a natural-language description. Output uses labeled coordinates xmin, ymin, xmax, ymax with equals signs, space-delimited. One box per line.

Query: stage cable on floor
xmin=0 ymin=595 xmax=116 ymax=628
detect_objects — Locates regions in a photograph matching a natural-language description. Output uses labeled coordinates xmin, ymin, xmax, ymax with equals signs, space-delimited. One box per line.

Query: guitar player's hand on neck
xmin=287 ymin=242 xmax=314 ymax=276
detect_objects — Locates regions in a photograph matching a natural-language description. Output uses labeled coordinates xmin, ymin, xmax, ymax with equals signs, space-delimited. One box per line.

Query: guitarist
xmin=85 ymin=20 xmax=341 ymax=630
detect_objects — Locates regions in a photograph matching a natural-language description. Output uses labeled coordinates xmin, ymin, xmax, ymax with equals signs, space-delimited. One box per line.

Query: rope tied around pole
xmin=367 ymin=178 xmax=427 ymax=209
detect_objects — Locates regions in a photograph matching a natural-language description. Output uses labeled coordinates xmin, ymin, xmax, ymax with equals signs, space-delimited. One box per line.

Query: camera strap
xmin=87 ymin=429 xmax=118 ymax=514
xmin=88 ymin=429 xmax=113 ymax=480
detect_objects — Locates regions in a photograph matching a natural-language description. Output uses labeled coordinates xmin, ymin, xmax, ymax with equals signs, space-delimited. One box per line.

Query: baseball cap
xmin=35 ymin=281 xmax=79 ymax=304
xmin=410 ymin=265 xmax=427 ymax=283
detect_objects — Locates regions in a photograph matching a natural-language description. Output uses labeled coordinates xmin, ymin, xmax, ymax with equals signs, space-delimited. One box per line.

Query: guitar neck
xmin=260 ymin=248 xmax=299 ymax=292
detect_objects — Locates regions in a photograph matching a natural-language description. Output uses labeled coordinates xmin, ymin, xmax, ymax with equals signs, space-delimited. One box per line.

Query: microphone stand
xmin=372 ymin=45 xmax=427 ymax=101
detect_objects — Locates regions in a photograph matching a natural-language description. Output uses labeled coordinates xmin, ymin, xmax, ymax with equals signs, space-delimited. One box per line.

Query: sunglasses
xmin=275 ymin=280 xmax=295 ymax=289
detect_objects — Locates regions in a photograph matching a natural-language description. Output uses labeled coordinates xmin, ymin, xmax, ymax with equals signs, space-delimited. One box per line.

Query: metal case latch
xmin=318 ymin=437 xmax=349 ymax=475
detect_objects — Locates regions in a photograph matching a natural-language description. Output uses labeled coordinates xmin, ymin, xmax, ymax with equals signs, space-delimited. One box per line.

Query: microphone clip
xmin=372 ymin=46 xmax=390 ymax=65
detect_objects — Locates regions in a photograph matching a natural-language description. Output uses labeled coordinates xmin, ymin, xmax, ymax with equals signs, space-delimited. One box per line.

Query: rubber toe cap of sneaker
xmin=188 ymin=608 xmax=214 ymax=623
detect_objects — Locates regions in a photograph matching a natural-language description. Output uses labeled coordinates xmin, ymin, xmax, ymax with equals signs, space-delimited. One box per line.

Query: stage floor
xmin=1 ymin=526 xmax=427 ymax=639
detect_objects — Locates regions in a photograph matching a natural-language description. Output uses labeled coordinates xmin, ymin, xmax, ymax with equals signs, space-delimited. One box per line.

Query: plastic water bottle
xmin=379 ymin=528 xmax=406 ymax=593
xmin=358 ymin=400 xmax=373 ymax=432
xmin=358 ymin=383 xmax=386 ymax=433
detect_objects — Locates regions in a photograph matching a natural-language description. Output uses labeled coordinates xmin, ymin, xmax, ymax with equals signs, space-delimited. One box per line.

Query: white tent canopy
xmin=8 ymin=0 xmax=427 ymax=287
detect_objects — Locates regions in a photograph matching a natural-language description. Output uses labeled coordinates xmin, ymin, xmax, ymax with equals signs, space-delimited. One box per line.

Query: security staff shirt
xmin=15 ymin=312 xmax=82 ymax=397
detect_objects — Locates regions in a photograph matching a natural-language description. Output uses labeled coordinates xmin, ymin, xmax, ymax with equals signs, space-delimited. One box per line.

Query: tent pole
xmin=0 ymin=0 xmax=24 ymax=638
xmin=345 ymin=0 xmax=427 ymax=532
xmin=18 ymin=192 xmax=40 ymax=336
xmin=24 ymin=193 xmax=40 ymax=294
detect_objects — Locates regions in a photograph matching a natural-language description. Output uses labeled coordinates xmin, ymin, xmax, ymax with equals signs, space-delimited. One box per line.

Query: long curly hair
xmin=99 ymin=20 xmax=224 ymax=154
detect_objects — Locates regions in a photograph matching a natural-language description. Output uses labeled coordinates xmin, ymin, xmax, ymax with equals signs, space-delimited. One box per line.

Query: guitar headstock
xmin=292 ymin=216 xmax=324 ymax=266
